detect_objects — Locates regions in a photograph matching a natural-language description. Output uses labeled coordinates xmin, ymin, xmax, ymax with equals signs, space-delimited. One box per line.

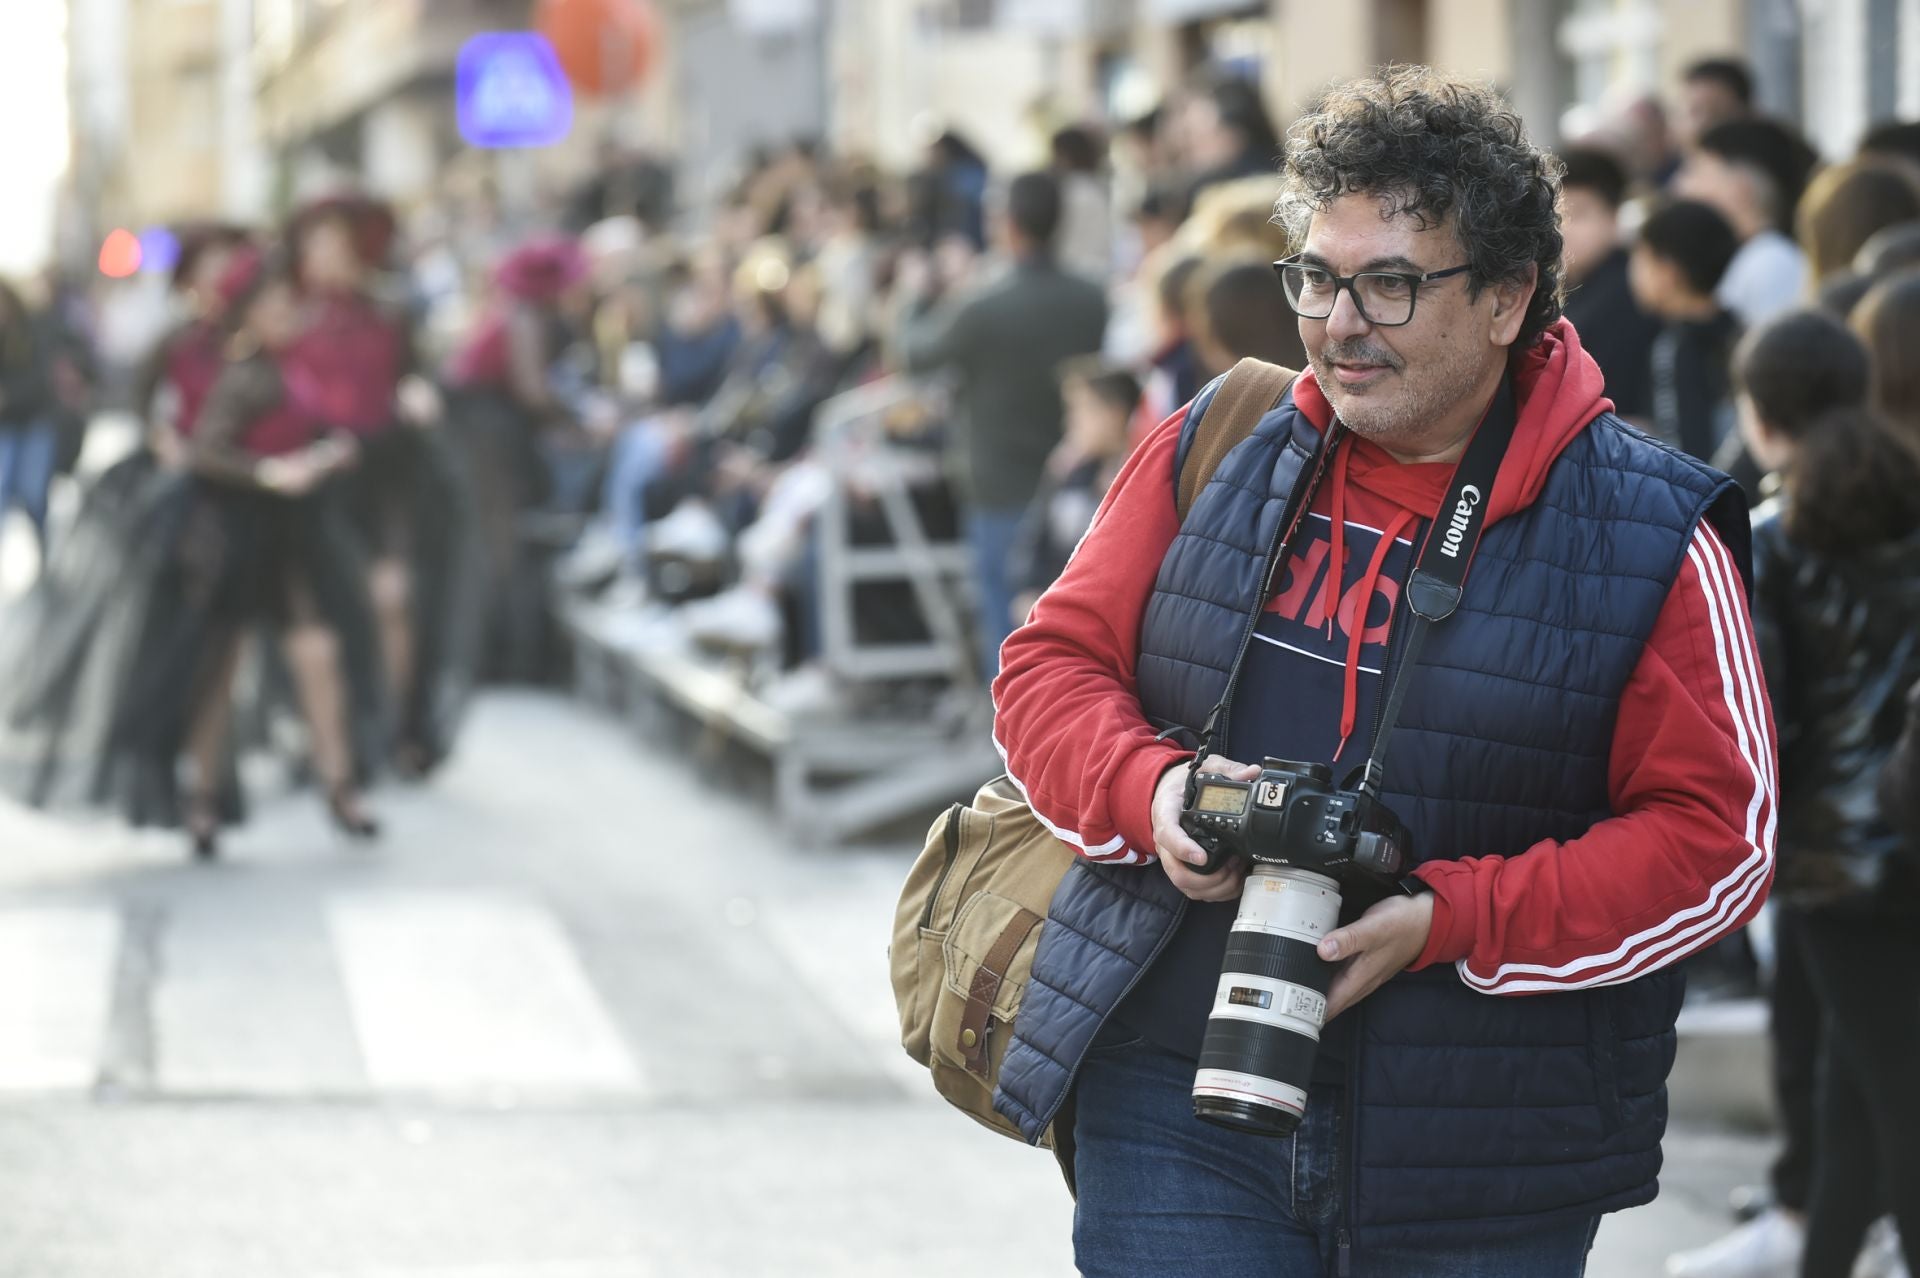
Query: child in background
xmin=1629 ymin=199 xmax=1743 ymax=468
xmin=1189 ymin=256 xmax=1307 ymax=379
xmin=1132 ymin=253 xmax=1203 ymax=441
xmin=1009 ymin=360 xmax=1142 ymax=625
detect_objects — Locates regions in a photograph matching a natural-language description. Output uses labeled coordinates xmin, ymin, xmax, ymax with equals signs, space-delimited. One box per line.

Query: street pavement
xmin=0 ymin=689 xmax=1773 ymax=1276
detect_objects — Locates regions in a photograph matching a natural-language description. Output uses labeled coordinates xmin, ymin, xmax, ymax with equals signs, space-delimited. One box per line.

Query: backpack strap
xmin=1175 ymin=358 xmax=1299 ymax=523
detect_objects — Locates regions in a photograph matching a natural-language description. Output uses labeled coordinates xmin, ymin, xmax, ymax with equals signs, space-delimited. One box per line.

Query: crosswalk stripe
xmin=327 ymin=894 xmax=642 ymax=1097
xmin=155 ymin=896 xmax=367 ymax=1097
xmin=0 ymin=904 xmax=120 ymax=1091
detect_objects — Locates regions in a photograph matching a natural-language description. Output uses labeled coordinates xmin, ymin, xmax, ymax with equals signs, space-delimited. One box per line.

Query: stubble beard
xmin=1312 ymin=344 xmax=1491 ymax=453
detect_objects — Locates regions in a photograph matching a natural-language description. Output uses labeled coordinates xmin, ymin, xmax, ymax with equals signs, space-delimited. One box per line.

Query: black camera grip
xmin=1176 ymin=813 xmax=1234 ymax=876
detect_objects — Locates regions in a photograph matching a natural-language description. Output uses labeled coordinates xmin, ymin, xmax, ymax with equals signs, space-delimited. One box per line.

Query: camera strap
xmin=1355 ymin=375 xmax=1517 ymax=797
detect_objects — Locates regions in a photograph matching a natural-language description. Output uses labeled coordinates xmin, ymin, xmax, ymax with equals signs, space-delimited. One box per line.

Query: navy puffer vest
xmin=994 ymin=377 xmax=1748 ymax=1243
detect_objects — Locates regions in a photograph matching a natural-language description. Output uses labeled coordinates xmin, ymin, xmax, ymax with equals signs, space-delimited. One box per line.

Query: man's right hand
xmin=1151 ymin=756 xmax=1261 ymax=902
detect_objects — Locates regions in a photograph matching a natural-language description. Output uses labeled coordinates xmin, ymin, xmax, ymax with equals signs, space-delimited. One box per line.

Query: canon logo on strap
xmin=1439 ymin=485 xmax=1483 ymax=559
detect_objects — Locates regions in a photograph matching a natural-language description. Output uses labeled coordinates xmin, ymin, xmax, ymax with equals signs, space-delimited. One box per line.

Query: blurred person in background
xmin=1051 ymin=125 xmax=1114 ymax=285
xmin=1677 ymin=58 xmax=1756 ymax=146
xmin=1798 ymin=159 xmax=1920 ymax=284
xmin=138 ymin=225 xmax=252 ymax=462
xmin=1559 ymin=146 xmax=1660 ymax=419
xmin=1177 ymin=74 xmax=1283 ymax=203
xmin=0 ymin=280 xmax=56 ymax=562
xmin=137 ymin=249 xmax=378 ymax=858
xmin=1008 ymin=360 xmax=1141 ymax=622
xmin=1858 ymin=120 xmax=1920 ymax=175
xmin=1738 ymin=305 xmax=1920 ymax=1278
xmin=1856 ymin=220 xmax=1920 ymax=276
xmin=1189 ymin=255 xmax=1306 ymax=376
xmin=285 ymin=195 xmax=461 ymax=776
xmin=444 ymin=234 xmax=595 ymax=680
xmin=1133 ymin=252 xmax=1205 ymax=436
xmin=897 ymin=169 xmax=1106 ymax=677
xmin=907 ymin=130 xmax=990 ymax=252
xmin=1631 ymin=199 xmax=1743 ymax=466
xmin=1677 ymin=119 xmax=1816 ymax=327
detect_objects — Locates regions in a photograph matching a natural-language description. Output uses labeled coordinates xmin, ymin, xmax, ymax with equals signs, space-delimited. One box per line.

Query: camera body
xmin=1181 ymin=757 xmax=1410 ymax=883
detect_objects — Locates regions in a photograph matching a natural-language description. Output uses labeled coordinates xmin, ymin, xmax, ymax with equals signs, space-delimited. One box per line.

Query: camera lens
xmin=1191 ymin=865 xmax=1340 ymax=1136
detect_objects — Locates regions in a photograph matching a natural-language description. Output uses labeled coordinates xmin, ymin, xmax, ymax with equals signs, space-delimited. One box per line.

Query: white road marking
xmin=0 ymin=904 xmax=120 ymax=1091
xmin=328 ymin=894 xmax=641 ymax=1097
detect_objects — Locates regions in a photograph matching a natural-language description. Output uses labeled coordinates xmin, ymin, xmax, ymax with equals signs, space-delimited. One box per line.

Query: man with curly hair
xmin=991 ymin=68 xmax=1774 ymax=1274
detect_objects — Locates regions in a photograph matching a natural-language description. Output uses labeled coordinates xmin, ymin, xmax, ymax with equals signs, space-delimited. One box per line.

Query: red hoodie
xmin=992 ymin=320 xmax=1776 ymax=993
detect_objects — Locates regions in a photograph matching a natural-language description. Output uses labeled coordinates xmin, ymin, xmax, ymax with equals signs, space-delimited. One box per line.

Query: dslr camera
xmin=1179 ymin=758 xmax=1411 ymax=1136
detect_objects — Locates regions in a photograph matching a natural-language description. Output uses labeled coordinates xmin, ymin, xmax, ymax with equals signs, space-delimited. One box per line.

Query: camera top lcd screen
xmin=1198 ymin=784 xmax=1247 ymax=814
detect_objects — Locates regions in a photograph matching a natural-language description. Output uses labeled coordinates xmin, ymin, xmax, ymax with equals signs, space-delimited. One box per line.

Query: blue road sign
xmin=457 ymin=32 xmax=574 ymax=149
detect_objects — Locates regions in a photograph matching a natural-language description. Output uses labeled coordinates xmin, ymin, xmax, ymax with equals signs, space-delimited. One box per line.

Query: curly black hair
xmin=1275 ymin=66 xmax=1565 ymax=348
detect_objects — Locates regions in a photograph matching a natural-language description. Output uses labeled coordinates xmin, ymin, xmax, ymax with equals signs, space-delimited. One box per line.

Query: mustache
xmin=1318 ymin=340 xmax=1403 ymax=370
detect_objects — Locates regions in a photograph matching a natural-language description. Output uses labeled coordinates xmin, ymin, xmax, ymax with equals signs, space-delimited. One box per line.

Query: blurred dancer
xmin=139 ymin=224 xmax=252 ymax=458
xmin=285 ymin=195 xmax=465 ymax=774
xmin=445 ymin=234 xmax=595 ymax=680
xmin=140 ymin=249 xmax=379 ymax=857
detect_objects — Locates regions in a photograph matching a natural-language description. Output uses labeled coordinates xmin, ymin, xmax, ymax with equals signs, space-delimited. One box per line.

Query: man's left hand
xmin=1319 ymin=892 xmax=1436 ymax=1021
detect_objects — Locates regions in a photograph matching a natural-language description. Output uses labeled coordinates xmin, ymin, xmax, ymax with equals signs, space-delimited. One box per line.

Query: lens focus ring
xmin=1221 ymin=934 xmax=1334 ymax=993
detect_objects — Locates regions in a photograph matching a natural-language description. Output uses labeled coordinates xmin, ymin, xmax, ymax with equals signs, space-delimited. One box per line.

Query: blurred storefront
xmin=59 ymin=0 xmax=1920 ymax=258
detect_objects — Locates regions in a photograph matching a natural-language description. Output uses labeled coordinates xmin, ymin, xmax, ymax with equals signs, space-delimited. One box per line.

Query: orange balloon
xmin=98 ymin=228 xmax=143 ymax=279
xmin=534 ymin=0 xmax=658 ymax=97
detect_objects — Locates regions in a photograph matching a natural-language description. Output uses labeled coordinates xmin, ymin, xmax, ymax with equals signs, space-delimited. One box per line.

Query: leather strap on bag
xmin=1175 ymin=358 xmax=1299 ymax=523
xmin=959 ymin=907 xmax=1044 ymax=1078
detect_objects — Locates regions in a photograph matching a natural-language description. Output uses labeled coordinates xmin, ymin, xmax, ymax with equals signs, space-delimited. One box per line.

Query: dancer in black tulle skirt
xmin=137 ymin=247 xmax=380 ymax=857
xmin=284 ymin=194 xmax=474 ymax=775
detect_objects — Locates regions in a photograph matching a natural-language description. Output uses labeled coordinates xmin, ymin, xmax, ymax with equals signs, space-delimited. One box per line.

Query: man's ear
xmin=1490 ymin=263 xmax=1539 ymax=347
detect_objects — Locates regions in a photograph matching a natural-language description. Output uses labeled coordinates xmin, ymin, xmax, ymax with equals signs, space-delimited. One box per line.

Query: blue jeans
xmin=0 ymin=422 xmax=56 ymax=546
xmin=1071 ymin=1035 xmax=1601 ymax=1277
xmin=604 ymin=419 xmax=674 ymax=558
xmin=965 ymin=508 xmax=1023 ymax=679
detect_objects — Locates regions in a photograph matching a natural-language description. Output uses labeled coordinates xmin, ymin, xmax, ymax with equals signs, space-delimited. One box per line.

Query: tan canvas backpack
xmin=888 ymin=358 xmax=1299 ymax=1146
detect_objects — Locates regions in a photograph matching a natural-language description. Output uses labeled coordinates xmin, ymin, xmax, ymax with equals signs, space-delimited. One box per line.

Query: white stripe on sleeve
xmin=991 ymin=731 xmax=1156 ymax=866
xmin=1459 ymin=522 xmax=1775 ymax=994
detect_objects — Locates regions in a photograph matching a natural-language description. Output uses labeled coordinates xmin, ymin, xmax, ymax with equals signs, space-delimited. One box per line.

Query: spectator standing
xmin=1678 ymin=58 xmax=1756 ymax=145
xmin=1677 ymin=120 xmax=1816 ymax=327
xmin=898 ymin=170 xmax=1107 ymax=677
xmin=1179 ymin=74 xmax=1283 ymax=203
xmin=1740 ymin=306 xmax=1920 ymax=1278
xmin=1798 ymin=159 xmax=1920 ymax=284
xmin=1051 ymin=126 xmax=1115 ymax=285
xmin=1631 ymin=200 xmax=1743 ymax=464
xmin=1560 ymin=146 xmax=1661 ymax=418
xmin=0 ymin=281 xmax=54 ymax=561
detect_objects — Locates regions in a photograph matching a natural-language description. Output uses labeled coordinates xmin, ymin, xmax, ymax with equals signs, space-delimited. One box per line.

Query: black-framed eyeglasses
xmin=1272 ymin=256 xmax=1472 ymax=327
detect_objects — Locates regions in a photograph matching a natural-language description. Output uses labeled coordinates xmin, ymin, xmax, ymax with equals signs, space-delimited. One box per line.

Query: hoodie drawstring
xmin=1325 ymin=446 xmax=1350 ymax=640
xmin=1333 ymin=505 xmax=1417 ymax=763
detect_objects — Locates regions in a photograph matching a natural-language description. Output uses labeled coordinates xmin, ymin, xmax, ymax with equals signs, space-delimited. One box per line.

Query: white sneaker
xmin=648 ymin=500 xmax=730 ymax=565
xmin=1666 ymin=1208 xmax=1804 ymax=1278
xmin=1857 ymin=1217 xmax=1910 ymax=1278
xmin=681 ymin=587 xmax=782 ymax=652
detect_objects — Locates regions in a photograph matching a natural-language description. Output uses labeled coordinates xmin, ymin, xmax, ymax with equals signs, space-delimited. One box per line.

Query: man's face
xmin=1296 ymin=193 xmax=1525 ymax=448
xmin=1559 ymin=187 xmax=1620 ymax=283
xmin=1674 ymin=151 xmax=1760 ymax=240
xmin=1680 ymin=80 xmax=1745 ymax=146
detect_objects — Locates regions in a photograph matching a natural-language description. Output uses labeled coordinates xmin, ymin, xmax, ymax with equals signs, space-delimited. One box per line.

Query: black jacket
xmin=1563 ymin=248 xmax=1659 ymax=419
xmin=1753 ymin=501 xmax=1920 ymax=912
xmin=1881 ymin=680 xmax=1920 ymax=857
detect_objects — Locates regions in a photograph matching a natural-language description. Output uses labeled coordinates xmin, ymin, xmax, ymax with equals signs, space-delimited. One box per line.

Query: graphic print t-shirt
xmin=1112 ymin=439 xmax=1452 ymax=1068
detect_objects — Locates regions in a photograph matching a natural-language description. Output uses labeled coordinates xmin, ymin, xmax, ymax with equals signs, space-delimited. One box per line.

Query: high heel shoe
xmin=185 ymin=796 xmax=221 ymax=862
xmin=326 ymin=786 xmax=380 ymax=842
